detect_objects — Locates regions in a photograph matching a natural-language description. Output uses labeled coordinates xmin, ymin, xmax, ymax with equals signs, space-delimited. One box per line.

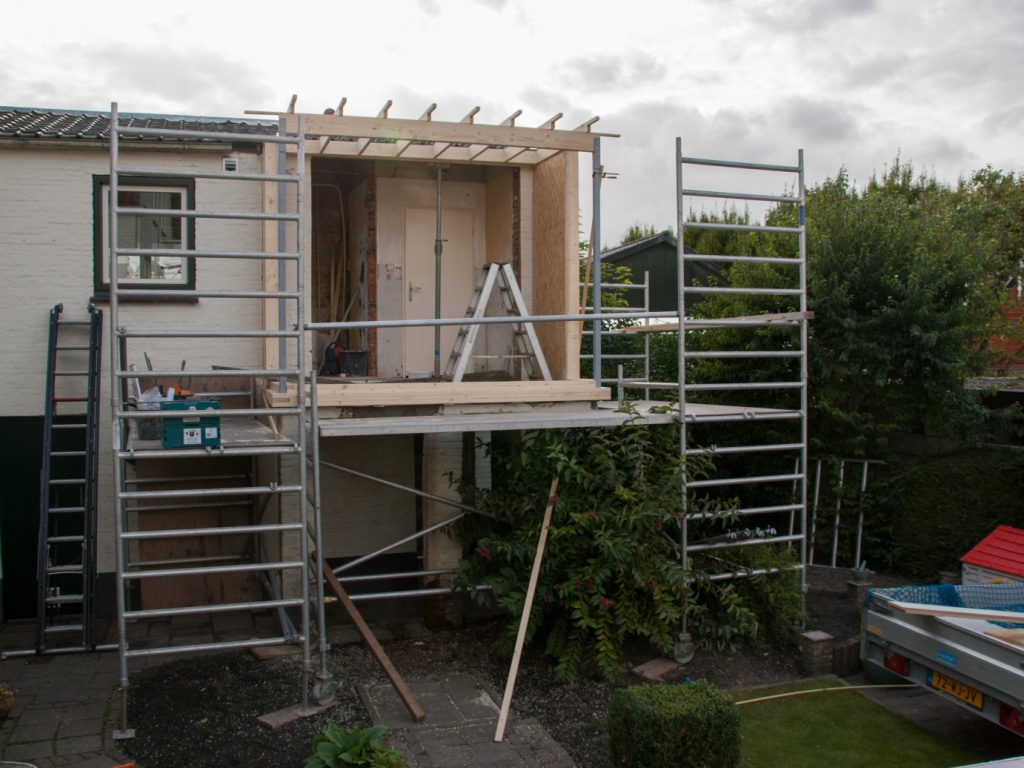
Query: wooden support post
xmin=494 ymin=478 xmax=559 ymax=743
xmin=320 ymin=559 xmax=426 ymax=723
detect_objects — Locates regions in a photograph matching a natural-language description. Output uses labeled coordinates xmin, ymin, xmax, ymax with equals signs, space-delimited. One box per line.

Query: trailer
xmin=862 ymin=583 xmax=1024 ymax=736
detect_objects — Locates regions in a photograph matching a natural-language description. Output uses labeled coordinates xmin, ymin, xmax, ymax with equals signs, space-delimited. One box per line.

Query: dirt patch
xmin=123 ymin=566 xmax=900 ymax=768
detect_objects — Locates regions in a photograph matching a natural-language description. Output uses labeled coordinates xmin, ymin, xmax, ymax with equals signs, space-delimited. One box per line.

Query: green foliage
xmin=455 ymin=415 xmax=699 ymax=681
xmin=305 ymin=724 xmax=406 ymax=768
xmin=805 ymin=160 xmax=1006 ymax=457
xmin=663 ymin=158 xmax=1020 ymax=460
xmin=609 ymin=681 xmax=741 ymax=768
xmin=618 ymin=220 xmax=660 ymax=245
xmin=454 ymin=411 xmax=803 ymax=680
xmin=866 ymin=448 xmax=1024 ymax=578
xmin=691 ymin=545 xmax=804 ymax=649
xmin=578 ymin=256 xmax=646 ymax=395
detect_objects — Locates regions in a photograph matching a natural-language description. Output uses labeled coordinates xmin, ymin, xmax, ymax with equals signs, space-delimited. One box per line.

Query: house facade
xmin=0 ymin=104 xmax=616 ymax=630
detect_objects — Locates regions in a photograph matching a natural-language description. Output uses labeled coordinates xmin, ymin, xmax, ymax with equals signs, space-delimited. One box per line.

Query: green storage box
xmin=161 ymin=400 xmax=221 ymax=448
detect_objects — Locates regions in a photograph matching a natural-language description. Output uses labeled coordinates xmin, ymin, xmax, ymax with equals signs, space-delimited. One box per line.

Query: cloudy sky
xmin=4 ymin=0 xmax=1022 ymax=242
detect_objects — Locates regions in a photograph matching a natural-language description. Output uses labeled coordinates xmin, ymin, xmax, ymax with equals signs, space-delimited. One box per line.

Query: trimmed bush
xmin=608 ymin=681 xmax=740 ymax=768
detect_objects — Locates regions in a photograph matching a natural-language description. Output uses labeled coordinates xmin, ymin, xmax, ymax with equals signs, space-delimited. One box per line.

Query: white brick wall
xmin=0 ymin=142 xmax=271 ymax=575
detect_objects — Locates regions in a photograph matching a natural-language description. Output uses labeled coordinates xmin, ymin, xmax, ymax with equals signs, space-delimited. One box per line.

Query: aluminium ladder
xmin=36 ymin=303 xmax=103 ymax=653
xmin=444 ymin=262 xmax=551 ymax=382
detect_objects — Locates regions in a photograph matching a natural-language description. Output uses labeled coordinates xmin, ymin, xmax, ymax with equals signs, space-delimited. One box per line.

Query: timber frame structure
xmin=0 ymin=99 xmax=809 ymax=734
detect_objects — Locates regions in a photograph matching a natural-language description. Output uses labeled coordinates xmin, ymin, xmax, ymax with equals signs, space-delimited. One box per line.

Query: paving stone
xmin=52 ymin=734 xmax=103 ymax=754
xmin=9 ymin=720 xmax=59 ymax=743
xmin=3 ymin=740 xmax=54 ymax=762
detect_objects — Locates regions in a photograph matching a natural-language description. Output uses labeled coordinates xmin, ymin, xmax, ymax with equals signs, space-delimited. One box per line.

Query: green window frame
xmin=93 ymin=175 xmax=196 ymax=295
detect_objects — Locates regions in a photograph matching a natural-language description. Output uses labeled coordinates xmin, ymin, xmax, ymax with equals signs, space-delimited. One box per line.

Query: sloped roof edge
xmin=0 ymin=106 xmax=278 ymax=142
xmin=602 ymin=230 xmax=696 ymax=262
xmin=962 ymin=524 xmax=1024 ymax=578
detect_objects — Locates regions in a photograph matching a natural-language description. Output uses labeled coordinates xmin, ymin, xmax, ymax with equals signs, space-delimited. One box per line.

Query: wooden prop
xmin=494 ymin=478 xmax=559 ymax=742
xmin=320 ymin=558 xmax=425 ymax=723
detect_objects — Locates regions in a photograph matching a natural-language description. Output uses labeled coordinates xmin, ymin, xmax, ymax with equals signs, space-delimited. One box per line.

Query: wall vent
xmin=222 ymin=157 xmax=239 ymax=173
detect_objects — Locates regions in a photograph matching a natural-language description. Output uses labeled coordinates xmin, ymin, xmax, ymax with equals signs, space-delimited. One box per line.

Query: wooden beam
xmin=284 ymin=112 xmax=616 ymax=154
xmin=312 ymin=380 xmax=611 ymax=408
xmin=396 ymin=103 xmax=437 ymax=158
xmin=318 ymin=98 xmax=348 ymax=154
xmin=321 ymin=559 xmax=426 ymax=723
xmin=499 ymin=110 xmax=523 ymax=127
xmin=494 ymin=479 xmax=558 ymax=743
xmin=357 ymin=100 xmax=394 ymax=156
xmin=539 ymin=113 xmax=563 ymax=130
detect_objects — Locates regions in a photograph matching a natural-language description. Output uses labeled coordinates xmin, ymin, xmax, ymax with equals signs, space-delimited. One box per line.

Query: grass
xmin=734 ymin=679 xmax=977 ymax=768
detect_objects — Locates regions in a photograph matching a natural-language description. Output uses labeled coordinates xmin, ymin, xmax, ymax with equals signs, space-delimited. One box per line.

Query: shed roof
xmin=602 ymin=231 xmax=696 ymax=262
xmin=961 ymin=525 xmax=1024 ymax=577
xmin=0 ymin=107 xmax=277 ymax=143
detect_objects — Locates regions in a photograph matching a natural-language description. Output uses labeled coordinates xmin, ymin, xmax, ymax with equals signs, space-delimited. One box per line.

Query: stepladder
xmin=444 ymin=262 xmax=551 ymax=383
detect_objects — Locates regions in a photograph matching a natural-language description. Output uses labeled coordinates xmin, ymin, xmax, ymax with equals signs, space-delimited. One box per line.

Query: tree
xmin=618 ymin=220 xmax=659 ymax=245
xmin=667 ymin=159 xmax=1017 ymax=459
xmin=805 ymin=161 xmax=1008 ymax=456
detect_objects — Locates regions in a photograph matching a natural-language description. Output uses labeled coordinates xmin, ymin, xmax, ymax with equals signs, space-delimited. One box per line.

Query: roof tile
xmin=0 ymin=107 xmax=278 ymax=142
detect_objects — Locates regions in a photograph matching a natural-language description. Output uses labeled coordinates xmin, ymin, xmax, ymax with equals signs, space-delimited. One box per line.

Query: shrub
xmin=305 ymin=724 xmax=406 ymax=768
xmin=608 ymin=681 xmax=740 ymax=768
xmin=453 ymin=412 xmax=738 ymax=681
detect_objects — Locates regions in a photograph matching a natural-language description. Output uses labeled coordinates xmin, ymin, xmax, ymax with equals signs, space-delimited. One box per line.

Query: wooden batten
xmin=263 ymin=379 xmax=610 ymax=408
xmin=615 ymin=311 xmax=815 ymax=334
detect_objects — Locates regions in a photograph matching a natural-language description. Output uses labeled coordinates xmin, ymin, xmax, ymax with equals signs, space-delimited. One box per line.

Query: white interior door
xmin=404 ymin=207 xmax=475 ymax=375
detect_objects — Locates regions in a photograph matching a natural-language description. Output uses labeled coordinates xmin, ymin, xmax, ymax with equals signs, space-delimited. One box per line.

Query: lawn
xmin=735 ymin=680 xmax=977 ymax=768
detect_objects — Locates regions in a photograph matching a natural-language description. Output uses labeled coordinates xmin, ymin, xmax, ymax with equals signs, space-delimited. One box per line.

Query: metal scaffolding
xmin=106 ymin=106 xmax=320 ymax=737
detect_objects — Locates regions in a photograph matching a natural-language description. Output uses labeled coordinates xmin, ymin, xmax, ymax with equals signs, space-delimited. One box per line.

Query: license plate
xmin=929 ymin=670 xmax=984 ymax=709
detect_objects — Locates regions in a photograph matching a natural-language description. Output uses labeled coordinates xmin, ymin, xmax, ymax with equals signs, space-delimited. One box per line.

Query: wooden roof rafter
xmin=249 ymin=100 xmax=616 ymax=166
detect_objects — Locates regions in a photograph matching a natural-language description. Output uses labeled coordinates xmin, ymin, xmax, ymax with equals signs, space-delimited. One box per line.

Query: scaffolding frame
xmin=675 ymin=142 xmax=809 ymax=644
xmin=107 ymin=106 xmax=320 ymax=737
xmin=94 ymin=102 xmax=810 ymax=738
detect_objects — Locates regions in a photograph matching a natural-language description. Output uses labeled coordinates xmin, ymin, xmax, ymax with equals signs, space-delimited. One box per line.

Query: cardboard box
xmin=161 ymin=400 xmax=220 ymax=448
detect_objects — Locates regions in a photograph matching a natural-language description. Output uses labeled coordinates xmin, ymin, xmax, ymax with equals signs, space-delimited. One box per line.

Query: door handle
xmin=409 ymin=282 xmax=422 ymax=302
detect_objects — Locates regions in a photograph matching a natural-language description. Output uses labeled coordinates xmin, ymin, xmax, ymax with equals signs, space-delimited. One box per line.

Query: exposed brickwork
xmin=832 ymin=637 xmax=862 ymax=676
xmin=801 ymin=630 xmax=834 ymax=676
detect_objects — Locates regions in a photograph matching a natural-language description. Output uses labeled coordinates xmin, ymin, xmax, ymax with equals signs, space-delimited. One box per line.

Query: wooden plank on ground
xmin=632 ymin=657 xmax=681 ymax=681
xmin=320 ymin=559 xmax=426 ymax=723
xmin=258 ymin=699 xmax=337 ymax=730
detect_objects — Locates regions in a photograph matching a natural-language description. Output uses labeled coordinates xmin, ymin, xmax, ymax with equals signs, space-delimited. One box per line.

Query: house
xmin=600 ymin=230 xmax=725 ymax=312
xmin=0 ymin=102 xmax=637 ymax=638
xmin=0 ymin=103 xmax=810 ymax=733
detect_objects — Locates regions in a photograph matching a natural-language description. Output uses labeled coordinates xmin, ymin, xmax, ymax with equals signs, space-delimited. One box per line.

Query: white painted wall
xmin=0 ymin=142 xmax=268 ymax=576
xmin=375 ymin=177 xmax=486 ymax=377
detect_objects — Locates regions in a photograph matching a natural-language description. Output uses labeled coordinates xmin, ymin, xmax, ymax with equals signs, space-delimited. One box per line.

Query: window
xmin=93 ymin=176 xmax=196 ymax=294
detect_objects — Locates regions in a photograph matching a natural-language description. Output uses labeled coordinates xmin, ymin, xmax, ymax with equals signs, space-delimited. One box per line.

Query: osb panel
xmin=532 ymin=152 xmax=579 ymax=380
